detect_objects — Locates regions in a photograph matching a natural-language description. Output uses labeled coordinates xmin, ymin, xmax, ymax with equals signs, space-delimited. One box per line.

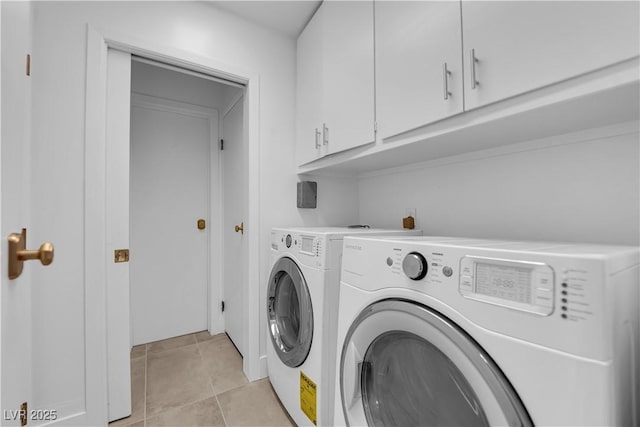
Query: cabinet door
xmin=322 ymin=0 xmax=375 ymax=154
xmin=376 ymin=1 xmax=464 ymax=140
xmin=463 ymin=1 xmax=640 ymax=110
xmin=296 ymin=6 xmax=324 ymax=166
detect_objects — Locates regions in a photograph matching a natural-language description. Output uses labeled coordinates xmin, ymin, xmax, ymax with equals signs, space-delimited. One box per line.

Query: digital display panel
xmin=474 ymin=263 xmax=532 ymax=304
xmin=301 ymin=236 xmax=314 ymax=254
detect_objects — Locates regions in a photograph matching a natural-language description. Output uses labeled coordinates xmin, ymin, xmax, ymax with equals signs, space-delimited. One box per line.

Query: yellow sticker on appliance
xmin=300 ymin=371 xmax=317 ymax=425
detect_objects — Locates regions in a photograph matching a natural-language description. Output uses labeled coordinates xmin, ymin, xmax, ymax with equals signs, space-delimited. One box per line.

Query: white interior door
xmin=375 ymin=0 xmax=463 ymax=139
xmin=322 ymin=0 xmax=375 ymax=154
xmin=222 ymin=95 xmax=245 ymax=354
xmin=130 ymin=94 xmax=217 ymax=345
xmin=2 ymin=5 xmax=107 ymax=425
xmin=105 ymin=48 xmax=132 ymax=422
xmin=1 ymin=2 xmax=33 ymax=423
xmin=461 ymin=1 xmax=640 ymax=110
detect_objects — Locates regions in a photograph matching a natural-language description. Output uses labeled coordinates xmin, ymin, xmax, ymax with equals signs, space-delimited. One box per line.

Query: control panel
xmin=393 ymin=250 xmax=557 ymax=316
xmin=273 ymin=232 xmax=325 ymax=268
xmin=275 ymin=233 xmax=319 ymax=255
xmin=459 ymin=256 xmax=555 ymax=316
xmin=342 ymin=235 xmax=638 ymax=360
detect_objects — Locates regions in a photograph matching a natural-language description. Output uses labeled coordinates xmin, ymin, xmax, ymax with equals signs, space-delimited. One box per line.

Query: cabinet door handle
xmin=315 ymin=128 xmax=321 ymax=149
xmin=443 ymin=62 xmax=452 ymax=100
xmin=470 ymin=49 xmax=479 ymax=90
xmin=322 ymin=123 xmax=329 ymax=145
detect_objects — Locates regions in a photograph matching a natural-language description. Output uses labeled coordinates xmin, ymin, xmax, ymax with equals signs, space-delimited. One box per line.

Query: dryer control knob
xmin=402 ymin=252 xmax=428 ymax=280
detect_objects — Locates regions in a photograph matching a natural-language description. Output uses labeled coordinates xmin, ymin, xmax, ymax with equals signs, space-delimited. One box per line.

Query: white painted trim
xmin=131 ymin=92 xmax=218 ymax=119
xmin=259 ymin=354 xmax=268 ymax=378
xmin=0 ymin=3 xmax=4 ymax=409
xmin=223 ymin=91 xmax=245 ymax=119
xmin=132 ymin=56 xmax=244 ymax=89
xmin=244 ymin=76 xmax=264 ymax=380
xmin=85 ymin=25 xmax=263 ymax=394
xmin=84 ymin=25 xmax=110 ymax=426
xmin=0 ymin=2 xmax=4 ymax=412
xmin=95 ymin=24 xmax=252 ymax=85
xmin=209 ymin=108 xmax=225 ymax=337
xmin=215 ymin=112 xmax=225 ymax=338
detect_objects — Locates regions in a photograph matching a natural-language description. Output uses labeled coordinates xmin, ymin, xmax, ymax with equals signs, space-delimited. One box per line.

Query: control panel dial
xmin=402 ymin=252 xmax=428 ymax=280
xmin=285 ymin=234 xmax=292 ymax=248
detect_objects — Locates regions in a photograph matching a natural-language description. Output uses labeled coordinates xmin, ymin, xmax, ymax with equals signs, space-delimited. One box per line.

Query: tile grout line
xmin=142 ymin=395 xmax=225 ymax=425
xmin=195 ymin=338 xmax=219 ymax=398
xmin=144 ymin=333 xmax=207 ymax=425
xmin=215 ymin=395 xmax=229 ymax=427
xmin=198 ymin=337 xmax=229 ymax=426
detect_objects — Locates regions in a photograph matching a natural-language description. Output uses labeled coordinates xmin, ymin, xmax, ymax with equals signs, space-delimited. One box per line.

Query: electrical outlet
xmin=403 ymin=208 xmax=417 ymax=229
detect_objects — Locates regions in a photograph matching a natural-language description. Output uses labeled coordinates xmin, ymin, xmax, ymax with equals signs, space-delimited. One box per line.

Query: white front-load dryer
xmin=334 ymin=235 xmax=639 ymax=426
xmin=266 ymin=227 xmax=421 ymax=426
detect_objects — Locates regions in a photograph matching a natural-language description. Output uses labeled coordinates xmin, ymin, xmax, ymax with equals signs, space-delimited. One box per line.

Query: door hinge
xmin=221 ymin=301 xmax=225 ymax=312
xmin=220 ymin=139 xmax=224 ymax=151
xmin=20 ymin=402 xmax=27 ymax=426
xmin=26 ymin=54 xmax=31 ymax=77
xmin=374 ymin=121 xmax=378 ymax=133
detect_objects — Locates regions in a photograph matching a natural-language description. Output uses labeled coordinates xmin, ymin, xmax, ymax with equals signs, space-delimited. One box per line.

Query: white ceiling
xmin=208 ymin=1 xmax=322 ymax=38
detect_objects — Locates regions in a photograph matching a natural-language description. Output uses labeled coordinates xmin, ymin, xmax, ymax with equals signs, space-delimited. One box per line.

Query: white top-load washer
xmin=334 ymin=235 xmax=639 ymax=426
xmin=266 ymin=227 xmax=422 ymax=426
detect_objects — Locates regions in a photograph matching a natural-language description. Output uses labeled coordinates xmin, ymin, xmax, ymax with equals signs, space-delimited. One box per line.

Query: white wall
xmin=29 ymin=1 xmax=358 ymax=394
xmin=358 ymin=123 xmax=639 ymax=246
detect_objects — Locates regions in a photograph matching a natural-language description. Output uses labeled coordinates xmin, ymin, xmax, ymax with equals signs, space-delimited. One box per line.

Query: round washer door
xmin=267 ymin=256 xmax=314 ymax=368
xmin=340 ymin=299 xmax=532 ymax=427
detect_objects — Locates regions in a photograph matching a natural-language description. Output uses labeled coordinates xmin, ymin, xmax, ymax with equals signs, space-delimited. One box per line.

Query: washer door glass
xmin=267 ymin=257 xmax=313 ymax=367
xmin=340 ymin=299 xmax=532 ymax=427
xmin=362 ymin=331 xmax=487 ymax=426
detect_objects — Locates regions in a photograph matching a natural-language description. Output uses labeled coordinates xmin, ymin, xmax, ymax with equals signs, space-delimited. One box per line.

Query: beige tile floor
xmin=109 ymin=331 xmax=295 ymax=427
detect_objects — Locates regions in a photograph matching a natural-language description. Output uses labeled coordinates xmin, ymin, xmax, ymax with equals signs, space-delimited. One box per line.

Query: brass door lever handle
xmin=234 ymin=222 xmax=244 ymax=235
xmin=8 ymin=228 xmax=54 ymax=279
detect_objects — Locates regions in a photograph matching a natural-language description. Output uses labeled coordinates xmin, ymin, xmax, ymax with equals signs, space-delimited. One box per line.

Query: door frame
xmin=85 ymin=25 xmax=263 ymax=383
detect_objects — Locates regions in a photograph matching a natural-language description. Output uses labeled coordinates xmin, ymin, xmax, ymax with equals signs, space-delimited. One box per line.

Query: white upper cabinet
xmin=462 ymin=1 xmax=640 ymax=110
xmin=296 ymin=0 xmax=375 ymax=166
xmin=297 ymin=0 xmax=639 ymax=173
xmin=322 ymin=1 xmax=375 ymax=154
xmin=296 ymin=5 xmax=324 ymax=166
xmin=376 ymin=1 xmax=464 ymax=140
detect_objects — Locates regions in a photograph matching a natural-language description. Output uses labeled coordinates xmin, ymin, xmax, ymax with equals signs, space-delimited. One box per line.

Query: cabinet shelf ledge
xmin=297 ymin=58 xmax=639 ymax=177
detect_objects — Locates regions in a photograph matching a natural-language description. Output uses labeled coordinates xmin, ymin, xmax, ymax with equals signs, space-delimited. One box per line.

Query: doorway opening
xmin=129 ymin=57 xmax=244 ymax=347
xmin=106 ymin=52 xmax=247 ymax=422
